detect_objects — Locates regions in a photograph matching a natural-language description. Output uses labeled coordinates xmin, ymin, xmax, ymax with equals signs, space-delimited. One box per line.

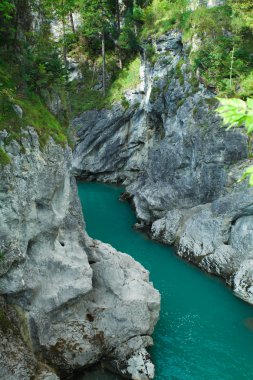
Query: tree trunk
xmin=229 ymin=46 xmax=235 ymax=89
xmin=70 ymin=12 xmax=75 ymax=34
xmin=116 ymin=0 xmax=122 ymax=69
xmin=102 ymin=32 xmax=106 ymax=96
xmin=116 ymin=0 xmax=121 ymax=32
xmin=61 ymin=0 xmax=67 ymax=68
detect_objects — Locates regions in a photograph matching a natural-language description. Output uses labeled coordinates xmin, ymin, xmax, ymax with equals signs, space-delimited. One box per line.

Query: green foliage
xmin=0 ymin=0 xmax=15 ymax=44
xmin=0 ymin=0 xmax=14 ymax=22
xmin=187 ymin=5 xmax=253 ymax=96
xmin=108 ymin=57 xmax=141 ymax=102
xmin=177 ymin=99 xmax=184 ymax=109
xmin=121 ymin=96 xmax=130 ymax=109
xmin=142 ymin=0 xmax=188 ymax=38
xmin=141 ymin=1 xmax=253 ymax=97
xmin=21 ymin=39 xmax=67 ymax=93
xmin=80 ymin=0 xmax=113 ymax=38
xmin=69 ymin=57 xmax=141 ymax=115
xmin=217 ymin=98 xmax=253 ymax=133
xmin=175 ymin=59 xmax=185 ymax=85
xmin=17 ymin=94 xmax=68 ymax=147
xmin=0 ymin=62 xmax=68 ymax=147
xmin=240 ymin=166 xmax=253 ymax=187
xmin=217 ymin=97 xmax=253 ymax=186
xmin=229 ymin=0 xmax=253 ymax=30
xmin=0 ymin=147 xmax=11 ymax=166
xmin=118 ymin=9 xmax=139 ymax=53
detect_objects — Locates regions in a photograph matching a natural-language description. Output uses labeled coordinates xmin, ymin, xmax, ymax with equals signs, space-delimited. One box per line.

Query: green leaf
xmin=239 ymin=166 xmax=253 ymax=187
xmin=247 ymin=98 xmax=253 ymax=109
xmin=249 ymin=174 xmax=253 ymax=187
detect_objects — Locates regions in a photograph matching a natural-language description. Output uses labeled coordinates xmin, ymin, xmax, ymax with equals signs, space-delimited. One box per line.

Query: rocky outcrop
xmin=72 ymin=30 xmax=253 ymax=304
xmin=0 ymin=129 xmax=160 ymax=379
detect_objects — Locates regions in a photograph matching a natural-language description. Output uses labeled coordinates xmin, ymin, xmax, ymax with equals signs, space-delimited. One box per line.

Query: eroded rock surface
xmin=72 ymin=31 xmax=253 ymax=304
xmin=0 ymin=129 xmax=160 ymax=379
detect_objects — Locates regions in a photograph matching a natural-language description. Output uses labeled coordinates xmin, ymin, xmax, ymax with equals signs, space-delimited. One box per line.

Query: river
xmin=77 ymin=182 xmax=253 ymax=380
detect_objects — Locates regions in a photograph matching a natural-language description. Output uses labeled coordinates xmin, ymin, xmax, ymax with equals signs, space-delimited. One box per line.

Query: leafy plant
xmin=217 ymin=97 xmax=253 ymax=186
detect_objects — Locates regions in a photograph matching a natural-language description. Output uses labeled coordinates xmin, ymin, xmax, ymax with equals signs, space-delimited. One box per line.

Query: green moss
xmin=175 ymin=59 xmax=185 ymax=86
xmin=0 ymin=308 xmax=12 ymax=333
xmin=12 ymin=305 xmax=33 ymax=350
xmin=205 ymin=97 xmax=219 ymax=108
xmin=150 ymin=86 xmax=160 ymax=102
xmin=188 ymin=74 xmax=199 ymax=91
xmin=144 ymin=44 xmax=158 ymax=66
xmin=192 ymin=107 xmax=198 ymax=117
xmin=0 ymin=147 xmax=11 ymax=166
xmin=121 ymin=96 xmax=130 ymax=110
xmin=177 ymin=99 xmax=185 ymax=109
xmin=133 ymin=101 xmax=140 ymax=110
xmin=159 ymin=55 xmax=170 ymax=66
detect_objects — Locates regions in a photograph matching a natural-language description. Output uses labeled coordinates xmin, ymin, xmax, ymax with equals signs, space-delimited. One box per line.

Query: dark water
xmin=77 ymin=182 xmax=253 ymax=380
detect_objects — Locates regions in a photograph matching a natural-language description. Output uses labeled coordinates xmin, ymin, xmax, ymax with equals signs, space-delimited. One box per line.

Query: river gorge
xmin=1 ymin=1 xmax=253 ymax=379
xmin=77 ymin=182 xmax=253 ymax=380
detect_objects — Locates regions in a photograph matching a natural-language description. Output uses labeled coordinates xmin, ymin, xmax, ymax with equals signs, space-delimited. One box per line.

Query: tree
xmin=80 ymin=0 xmax=114 ymax=95
xmin=0 ymin=0 xmax=14 ymax=23
xmin=41 ymin=0 xmax=79 ymax=67
xmin=0 ymin=0 xmax=15 ymax=46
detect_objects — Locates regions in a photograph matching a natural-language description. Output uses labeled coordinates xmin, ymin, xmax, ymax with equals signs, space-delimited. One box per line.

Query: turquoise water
xmin=78 ymin=182 xmax=253 ymax=380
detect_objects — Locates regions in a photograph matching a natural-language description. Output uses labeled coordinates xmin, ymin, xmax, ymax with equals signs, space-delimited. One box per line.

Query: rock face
xmin=72 ymin=31 xmax=253 ymax=304
xmin=0 ymin=129 xmax=160 ymax=379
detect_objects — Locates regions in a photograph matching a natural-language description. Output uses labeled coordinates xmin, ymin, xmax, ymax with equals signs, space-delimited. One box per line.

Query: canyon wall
xmin=0 ymin=129 xmax=160 ymax=379
xmin=73 ymin=30 xmax=253 ymax=305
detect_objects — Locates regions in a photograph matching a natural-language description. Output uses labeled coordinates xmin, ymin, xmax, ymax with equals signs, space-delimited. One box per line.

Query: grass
xmin=140 ymin=1 xmax=253 ymax=98
xmin=141 ymin=0 xmax=189 ymax=38
xmin=16 ymin=94 xmax=67 ymax=147
xmin=175 ymin=59 xmax=185 ymax=86
xmin=0 ymin=60 xmax=68 ymax=148
xmin=0 ymin=147 xmax=11 ymax=166
xmin=107 ymin=57 xmax=141 ymax=103
xmin=69 ymin=57 xmax=141 ymax=115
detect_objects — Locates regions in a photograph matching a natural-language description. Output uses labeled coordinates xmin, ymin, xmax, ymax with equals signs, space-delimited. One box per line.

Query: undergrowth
xmin=0 ymin=60 xmax=68 ymax=148
xmin=69 ymin=57 xmax=141 ymax=115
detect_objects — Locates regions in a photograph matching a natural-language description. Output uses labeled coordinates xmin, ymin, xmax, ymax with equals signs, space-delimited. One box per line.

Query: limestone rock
xmin=0 ymin=129 xmax=160 ymax=378
xmin=72 ymin=30 xmax=253 ymax=305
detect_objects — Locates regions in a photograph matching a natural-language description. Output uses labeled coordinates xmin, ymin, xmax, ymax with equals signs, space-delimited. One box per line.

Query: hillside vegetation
xmin=0 ymin=0 xmax=252 ymax=154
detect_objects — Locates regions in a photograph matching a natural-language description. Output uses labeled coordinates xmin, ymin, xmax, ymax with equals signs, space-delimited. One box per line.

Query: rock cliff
xmin=0 ymin=129 xmax=160 ymax=379
xmin=72 ymin=31 xmax=253 ymax=304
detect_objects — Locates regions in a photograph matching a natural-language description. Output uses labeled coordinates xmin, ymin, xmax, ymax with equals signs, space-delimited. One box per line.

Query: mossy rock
xmin=0 ymin=308 xmax=13 ymax=333
xmin=0 ymin=147 xmax=11 ymax=166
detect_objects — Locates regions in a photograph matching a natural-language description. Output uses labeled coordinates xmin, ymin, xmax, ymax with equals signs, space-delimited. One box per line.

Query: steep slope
xmin=72 ymin=31 xmax=253 ymax=304
xmin=0 ymin=128 xmax=160 ymax=379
